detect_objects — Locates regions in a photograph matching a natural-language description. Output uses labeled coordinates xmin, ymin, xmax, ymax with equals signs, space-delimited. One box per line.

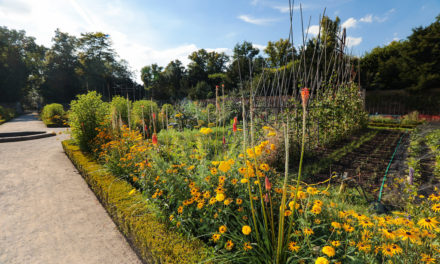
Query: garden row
xmin=57 ymin=86 xmax=440 ymax=263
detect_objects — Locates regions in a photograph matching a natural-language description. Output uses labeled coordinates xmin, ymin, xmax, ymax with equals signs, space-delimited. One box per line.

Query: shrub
xmin=41 ymin=103 xmax=66 ymax=126
xmin=0 ymin=106 xmax=16 ymax=123
xmin=161 ymin=103 xmax=174 ymax=117
xmin=69 ymin=91 xmax=108 ymax=151
xmin=131 ymin=100 xmax=158 ymax=132
xmin=110 ymin=95 xmax=131 ymax=126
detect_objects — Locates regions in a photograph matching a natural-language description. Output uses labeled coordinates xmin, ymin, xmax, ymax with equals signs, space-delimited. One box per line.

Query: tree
xmin=264 ymin=38 xmax=296 ymax=68
xmin=227 ymin=41 xmax=263 ymax=88
xmin=41 ymin=29 xmax=81 ymax=103
xmin=0 ymin=27 xmax=45 ymax=103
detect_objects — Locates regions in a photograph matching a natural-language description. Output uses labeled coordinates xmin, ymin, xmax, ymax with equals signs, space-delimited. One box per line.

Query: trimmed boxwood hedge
xmin=62 ymin=139 xmax=212 ymax=264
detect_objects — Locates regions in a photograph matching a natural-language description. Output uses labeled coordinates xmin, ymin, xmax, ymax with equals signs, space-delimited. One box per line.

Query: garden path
xmin=0 ymin=113 xmax=141 ymax=264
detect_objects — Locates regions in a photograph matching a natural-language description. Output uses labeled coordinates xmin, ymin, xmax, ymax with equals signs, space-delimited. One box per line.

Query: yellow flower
xmin=380 ymin=228 xmax=396 ymax=240
xmin=315 ymin=257 xmax=329 ymax=264
xmin=246 ymin=148 xmax=255 ymax=158
xmin=236 ymin=198 xmax=243 ymax=205
xmin=398 ymin=229 xmax=419 ymax=243
xmin=216 ymin=193 xmax=225 ymax=202
xmin=306 ymin=187 xmax=319 ymax=195
xmin=421 ymin=253 xmax=436 ymax=263
xmin=311 ymin=204 xmax=322 ymax=214
xmin=187 ymin=165 xmax=195 ymax=170
xmin=254 ymin=146 xmax=262 ymax=156
xmin=212 ymin=233 xmax=221 ymax=242
xmin=197 ymin=202 xmax=204 ymax=209
xmin=418 ymin=217 xmax=439 ymax=230
xmin=381 ymin=244 xmax=395 ymax=257
xmin=259 ymin=163 xmax=270 ymax=171
xmin=288 ymin=241 xmax=300 ymax=252
xmin=267 ymin=131 xmax=276 ymax=137
xmin=224 ymin=198 xmax=233 ymax=206
xmin=218 ymin=161 xmax=232 ymax=173
xmin=219 ymin=225 xmax=227 ymax=233
xmin=270 ymin=144 xmax=276 ymax=150
xmin=331 ymin=241 xmax=341 ymax=247
xmin=322 ymin=246 xmax=335 ymax=257
xmin=128 ymin=189 xmax=136 ymax=195
xmin=225 ymin=240 xmax=234 ymax=250
xmin=331 ymin=222 xmax=342 ymax=229
xmin=432 ymin=203 xmax=440 ymax=212
xmin=169 ymin=215 xmax=174 ymax=221
xmin=200 ymin=127 xmax=213 ymax=135
xmin=243 ymin=242 xmax=253 ymax=251
xmin=241 ymin=178 xmax=249 ymax=184
xmin=390 ymin=244 xmax=402 ymax=255
xmin=242 ymin=225 xmax=252 ymax=235
xmin=177 ymin=206 xmax=183 ymax=214
xmin=303 ymin=228 xmax=314 ymax=236
xmin=356 ymin=242 xmax=371 ymax=252
xmin=210 ymin=167 xmax=218 ymax=175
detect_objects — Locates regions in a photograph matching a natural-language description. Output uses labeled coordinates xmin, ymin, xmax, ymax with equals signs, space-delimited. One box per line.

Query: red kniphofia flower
xmin=152 ymin=112 xmax=156 ymax=121
xmin=301 ymin=87 xmax=310 ymax=107
xmin=265 ymin=176 xmax=272 ymax=191
xmin=222 ymin=136 xmax=226 ymax=145
xmin=265 ymin=193 xmax=269 ymax=203
xmin=152 ymin=133 xmax=158 ymax=145
xmin=216 ymin=85 xmax=219 ymax=89
xmin=233 ymin=117 xmax=238 ymax=133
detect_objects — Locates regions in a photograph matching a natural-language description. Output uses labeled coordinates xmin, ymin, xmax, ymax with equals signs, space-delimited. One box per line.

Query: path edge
xmin=62 ymin=139 xmax=213 ymax=264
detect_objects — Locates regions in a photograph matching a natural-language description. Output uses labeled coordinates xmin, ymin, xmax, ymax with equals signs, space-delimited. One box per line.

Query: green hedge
xmin=62 ymin=140 xmax=212 ymax=264
xmin=0 ymin=106 xmax=16 ymax=124
xmin=41 ymin=103 xmax=68 ymax=127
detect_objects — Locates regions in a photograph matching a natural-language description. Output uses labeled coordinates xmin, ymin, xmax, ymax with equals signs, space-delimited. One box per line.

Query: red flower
xmin=233 ymin=117 xmax=238 ymax=133
xmin=152 ymin=133 xmax=158 ymax=145
xmin=265 ymin=176 xmax=272 ymax=191
xmin=222 ymin=136 xmax=226 ymax=145
xmin=301 ymin=88 xmax=310 ymax=107
xmin=152 ymin=112 xmax=156 ymax=121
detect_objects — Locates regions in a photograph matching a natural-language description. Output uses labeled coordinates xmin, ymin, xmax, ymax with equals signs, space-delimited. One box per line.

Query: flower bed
xmin=62 ymin=139 xmax=213 ymax=264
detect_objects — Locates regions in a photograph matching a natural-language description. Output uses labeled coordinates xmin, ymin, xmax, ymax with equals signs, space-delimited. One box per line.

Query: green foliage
xmin=68 ymin=91 xmax=108 ymax=151
xmin=110 ymin=95 xmax=131 ymax=125
xmin=62 ymin=139 xmax=212 ymax=264
xmin=0 ymin=106 xmax=16 ymax=124
xmin=0 ymin=26 xmax=45 ymax=103
xmin=131 ymin=100 xmax=159 ymax=131
xmin=161 ymin=103 xmax=174 ymax=116
xmin=41 ymin=103 xmax=67 ymax=126
xmin=361 ymin=15 xmax=440 ymax=91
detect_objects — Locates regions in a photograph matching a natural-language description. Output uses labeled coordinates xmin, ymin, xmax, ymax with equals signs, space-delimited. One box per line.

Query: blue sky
xmin=0 ymin=0 xmax=439 ymax=81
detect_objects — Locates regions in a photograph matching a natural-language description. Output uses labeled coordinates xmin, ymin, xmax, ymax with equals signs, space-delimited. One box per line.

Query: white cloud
xmin=360 ymin=14 xmax=373 ymax=23
xmin=252 ymin=44 xmax=266 ymax=51
xmin=308 ymin=25 xmax=320 ymax=36
xmin=342 ymin=17 xmax=358 ymax=29
xmin=346 ymin=36 xmax=362 ymax=47
xmin=0 ymin=0 xmax=230 ymax=83
xmin=238 ymin=15 xmax=275 ymax=25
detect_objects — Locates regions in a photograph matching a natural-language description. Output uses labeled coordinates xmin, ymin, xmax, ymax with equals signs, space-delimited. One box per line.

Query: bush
xmin=69 ymin=91 xmax=108 ymax=151
xmin=110 ymin=95 xmax=131 ymax=126
xmin=62 ymin=139 xmax=212 ymax=263
xmin=0 ymin=106 xmax=16 ymax=123
xmin=131 ymin=100 xmax=158 ymax=132
xmin=41 ymin=103 xmax=66 ymax=126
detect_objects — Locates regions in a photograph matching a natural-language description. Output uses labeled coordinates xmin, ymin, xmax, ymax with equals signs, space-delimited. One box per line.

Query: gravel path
xmin=0 ymin=113 xmax=141 ymax=264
